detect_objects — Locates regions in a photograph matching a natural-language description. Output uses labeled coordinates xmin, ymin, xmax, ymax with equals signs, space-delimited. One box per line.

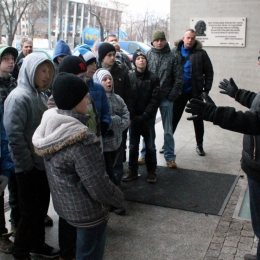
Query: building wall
xmin=170 ymin=0 xmax=260 ymax=97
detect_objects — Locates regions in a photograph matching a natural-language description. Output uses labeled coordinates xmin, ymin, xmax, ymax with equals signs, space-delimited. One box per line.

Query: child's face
xmin=102 ymin=51 xmax=115 ymax=67
xmin=101 ymin=75 xmax=113 ymax=93
xmin=86 ymin=61 xmax=96 ymax=78
xmin=0 ymin=54 xmax=15 ymax=73
xmin=34 ymin=62 xmax=54 ymax=92
xmin=72 ymin=93 xmax=91 ymax=115
xmin=135 ymin=56 xmax=147 ymax=70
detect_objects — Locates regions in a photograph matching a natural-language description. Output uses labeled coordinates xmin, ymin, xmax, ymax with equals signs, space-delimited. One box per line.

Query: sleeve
xmin=73 ymin=142 xmax=124 ymax=208
xmin=100 ymin=88 xmax=111 ymax=125
xmin=3 ymin=96 xmax=34 ymax=171
xmin=212 ymin=106 xmax=260 ymax=135
xmin=203 ymin=51 xmax=214 ymax=93
xmin=122 ymin=73 xmax=134 ymax=119
xmin=168 ymin=53 xmax=183 ymax=100
xmin=235 ymin=89 xmax=257 ymax=109
xmin=0 ymin=111 xmax=14 ymax=178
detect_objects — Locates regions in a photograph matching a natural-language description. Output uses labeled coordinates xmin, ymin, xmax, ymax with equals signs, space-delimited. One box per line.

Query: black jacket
xmin=173 ymin=39 xmax=214 ymax=97
xmin=209 ymin=89 xmax=260 ymax=181
xmin=129 ymin=69 xmax=160 ymax=119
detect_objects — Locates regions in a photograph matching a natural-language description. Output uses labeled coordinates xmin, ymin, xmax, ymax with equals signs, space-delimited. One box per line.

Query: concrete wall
xmin=170 ymin=0 xmax=260 ymax=102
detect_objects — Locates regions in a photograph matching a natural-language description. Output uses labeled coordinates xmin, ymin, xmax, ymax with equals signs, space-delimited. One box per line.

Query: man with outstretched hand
xmin=185 ymin=77 xmax=260 ymax=260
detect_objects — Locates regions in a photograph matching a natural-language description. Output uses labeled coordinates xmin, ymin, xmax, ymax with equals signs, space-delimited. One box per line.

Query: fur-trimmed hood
xmin=173 ymin=39 xmax=203 ymax=51
xmin=33 ymin=108 xmax=89 ymax=157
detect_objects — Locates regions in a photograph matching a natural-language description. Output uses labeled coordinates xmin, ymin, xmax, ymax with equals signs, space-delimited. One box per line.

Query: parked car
xmin=120 ymin=48 xmax=133 ymax=62
xmin=118 ymin=41 xmax=151 ymax=54
xmin=33 ymin=48 xmax=54 ymax=61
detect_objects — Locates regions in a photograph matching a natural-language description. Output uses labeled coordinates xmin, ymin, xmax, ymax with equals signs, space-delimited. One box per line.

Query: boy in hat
xmin=32 ymin=72 xmax=124 ymax=260
xmin=122 ymin=51 xmax=160 ymax=183
xmin=3 ymin=52 xmax=59 ymax=260
xmin=73 ymin=48 xmax=111 ymax=139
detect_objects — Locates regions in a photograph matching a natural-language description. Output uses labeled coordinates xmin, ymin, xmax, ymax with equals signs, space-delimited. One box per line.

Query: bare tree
xmin=0 ymin=0 xmax=36 ymax=46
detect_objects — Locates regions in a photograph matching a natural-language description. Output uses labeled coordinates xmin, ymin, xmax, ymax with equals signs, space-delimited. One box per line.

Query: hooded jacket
xmin=93 ymin=69 xmax=129 ymax=151
xmin=3 ymin=53 xmax=54 ymax=173
xmin=146 ymin=42 xmax=183 ymax=101
xmin=172 ymin=39 xmax=214 ymax=96
xmin=0 ymin=74 xmax=17 ymax=110
xmin=32 ymin=108 xmax=124 ymax=227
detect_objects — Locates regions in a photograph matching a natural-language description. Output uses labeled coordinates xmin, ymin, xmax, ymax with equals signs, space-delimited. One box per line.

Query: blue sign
xmin=82 ymin=27 xmax=100 ymax=47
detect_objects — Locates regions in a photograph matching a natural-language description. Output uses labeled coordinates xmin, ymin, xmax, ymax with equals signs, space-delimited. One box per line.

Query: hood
xmin=174 ymin=39 xmax=203 ymax=51
xmin=150 ymin=42 xmax=171 ymax=54
xmin=17 ymin=52 xmax=54 ymax=93
xmin=53 ymin=40 xmax=72 ymax=62
xmin=32 ymin=108 xmax=88 ymax=156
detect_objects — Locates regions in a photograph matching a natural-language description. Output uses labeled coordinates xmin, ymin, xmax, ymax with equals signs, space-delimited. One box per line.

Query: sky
xmin=124 ymin=0 xmax=170 ymax=15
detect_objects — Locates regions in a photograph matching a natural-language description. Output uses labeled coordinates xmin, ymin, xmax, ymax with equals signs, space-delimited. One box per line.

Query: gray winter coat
xmin=146 ymin=42 xmax=183 ymax=101
xmin=3 ymin=53 xmax=54 ymax=172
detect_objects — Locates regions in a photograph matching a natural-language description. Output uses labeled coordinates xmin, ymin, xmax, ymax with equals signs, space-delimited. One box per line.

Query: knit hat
xmin=98 ymin=43 xmax=116 ymax=61
xmin=0 ymin=45 xmax=18 ymax=61
xmin=132 ymin=51 xmax=147 ymax=67
xmin=52 ymin=72 xmax=89 ymax=110
xmin=93 ymin=68 xmax=113 ymax=85
xmin=58 ymin=56 xmax=87 ymax=76
xmin=72 ymin=48 xmax=96 ymax=66
xmin=152 ymin=30 xmax=166 ymax=42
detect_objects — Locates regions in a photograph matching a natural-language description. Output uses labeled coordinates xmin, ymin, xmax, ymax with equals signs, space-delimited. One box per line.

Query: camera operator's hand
xmin=185 ymin=93 xmax=216 ymax=122
xmin=219 ymin=78 xmax=238 ymax=98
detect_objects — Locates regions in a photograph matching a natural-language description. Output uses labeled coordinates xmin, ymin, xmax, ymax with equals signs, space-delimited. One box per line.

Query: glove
xmin=101 ymin=122 xmax=109 ymax=137
xmin=0 ymin=176 xmax=8 ymax=194
xmin=219 ymin=78 xmax=238 ymax=98
xmin=185 ymin=93 xmax=216 ymax=122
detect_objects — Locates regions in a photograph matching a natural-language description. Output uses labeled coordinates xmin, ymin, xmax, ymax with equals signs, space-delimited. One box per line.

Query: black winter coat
xmin=129 ymin=69 xmax=161 ymax=119
xmin=173 ymin=39 xmax=214 ymax=97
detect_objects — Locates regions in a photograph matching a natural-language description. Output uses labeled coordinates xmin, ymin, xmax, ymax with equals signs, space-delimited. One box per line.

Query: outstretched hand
xmin=185 ymin=93 xmax=216 ymax=122
xmin=219 ymin=78 xmax=238 ymax=98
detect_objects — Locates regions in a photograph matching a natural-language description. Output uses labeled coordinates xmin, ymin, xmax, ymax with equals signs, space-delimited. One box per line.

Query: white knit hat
xmin=93 ymin=68 xmax=113 ymax=85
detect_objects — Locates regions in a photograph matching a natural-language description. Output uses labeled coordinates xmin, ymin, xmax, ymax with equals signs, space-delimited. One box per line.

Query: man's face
xmin=86 ymin=61 xmax=97 ymax=78
xmin=34 ymin=62 xmax=53 ymax=92
xmin=21 ymin=41 xmax=33 ymax=57
xmin=0 ymin=54 xmax=15 ymax=73
xmin=107 ymin=36 xmax=118 ymax=43
xmin=153 ymin=39 xmax=166 ymax=50
xmin=135 ymin=56 xmax=147 ymax=70
xmin=102 ymin=51 xmax=116 ymax=66
xmin=183 ymin=31 xmax=196 ymax=49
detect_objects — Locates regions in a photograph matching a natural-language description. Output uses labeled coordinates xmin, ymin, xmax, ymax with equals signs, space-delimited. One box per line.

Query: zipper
xmin=253 ymin=136 xmax=257 ymax=160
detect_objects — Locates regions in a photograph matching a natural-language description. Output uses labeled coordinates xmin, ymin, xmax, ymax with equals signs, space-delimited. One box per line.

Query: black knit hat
xmin=58 ymin=56 xmax=87 ymax=75
xmin=132 ymin=51 xmax=147 ymax=67
xmin=52 ymin=72 xmax=89 ymax=110
xmin=98 ymin=42 xmax=116 ymax=61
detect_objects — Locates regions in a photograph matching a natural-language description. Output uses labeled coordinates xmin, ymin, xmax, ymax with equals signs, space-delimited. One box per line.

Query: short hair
xmin=186 ymin=29 xmax=196 ymax=34
xmin=20 ymin=37 xmax=33 ymax=47
xmin=107 ymin=34 xmax=118 ymax=41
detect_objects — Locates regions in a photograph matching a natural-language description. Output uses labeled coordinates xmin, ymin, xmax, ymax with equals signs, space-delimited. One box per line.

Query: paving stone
xmin=214 ymin=232 xmax=227 ymax=238
xmin=241 ymin=230 xmax=254 ymax=237
xmin=234 ymin=257 xmax=245 ymax=260
xmin=227 ymin=230 xmax=241 ymax=237
xmin=230 ymin=222 xmax=243 ymax=230
xmin=236 ymin=249 xmax=252 ymax=258
xmin=237 ymin=242 xmax=252 ymax=252
xmin=204 ymin=257 xmax=218 ymax=260
xmin=218 ymin=253 xmax=235 ymax=260
xmin=212 ymin=236 xmax=225 ymax=244
xmin=240 ymin=236 xmax=254 ymax=247
xmin=209 ymin=242 xmax=222 ymax=251
xmin=243 ymin=222 xmax=253 ymax=231
xmin=216 ymin=224 xmax=230 ymax=233
xmin=224 ymin=239 xmax=239 ymax=248
xmin=221 ymin=246 xmax=237 ymax=255
xmin=205 ymin=249 xmax=220 ymax=258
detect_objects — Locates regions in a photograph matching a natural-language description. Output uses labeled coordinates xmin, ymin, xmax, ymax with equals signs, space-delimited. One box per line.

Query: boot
xmin=0 ymin=231 xmax=14 ymax=253
xmin=122 ymin=170 xmax=138 ymax=182
xmin=147 ymin=172 xmax=157 ymax=183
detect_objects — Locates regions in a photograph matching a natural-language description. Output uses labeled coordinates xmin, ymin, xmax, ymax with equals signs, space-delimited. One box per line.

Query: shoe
xmin=113 ymin=206 xmax=126 ymax=215
xmin=122 ymin=170 xmax=138 ymax=182
xmin=11 ymin=224 xmax=17 ymax=237
xmin=44 ymin=215 xmax=53 ymax=227
xmin=196 ymin=145 xmax=206 ymax=156
xmin=244 ymin=254 xmax=257 ymax=260
xmin=30 ymin=243 xmax=59 ymax=258
xmin=159 ymin=146 xmax=164 ymax=154
xmin=166 ymin=161 xmax=177 ymax=168
xmin=138 ymin=157 xmax=145 ymax=165
xmin=0 ymin=231 xmax=14 ymax=253
xmin=147 ymin=172 xmax=157 ymax=183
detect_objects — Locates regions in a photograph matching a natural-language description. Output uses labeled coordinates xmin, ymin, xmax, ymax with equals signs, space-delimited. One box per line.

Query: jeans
xmin=0 ymin=192 xmax=7 ymax=235
xmin=129 ymin=118 xmax=156 ymax=172
xmin=59 ymin=217 xmax=76 ymax=259
xmin=104 ymin=150 xmax=118 ymax=185
xmin=76 ymin=221 xmax=107 ymax=260
xmin=113 ymin=128 xmax=128 ymax=183
xmin=13 ymin=168 xmax=50 ymax=260
xmin=159 ymin=98 xmax=176 ymax=162
xmin=248 ymin=176 xmax=260 ymax=260
xmin=172 ymin=93 xmax=204 ymax=145
xmin=8 ymin=172 xmax=21 ymax=228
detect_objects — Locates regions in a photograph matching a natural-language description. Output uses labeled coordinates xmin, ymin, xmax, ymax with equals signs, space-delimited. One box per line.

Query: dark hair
xmin=186 ymin=29 xmax=196 ymax=34
xmin=107 ymin=34 xmax=118 ymax=42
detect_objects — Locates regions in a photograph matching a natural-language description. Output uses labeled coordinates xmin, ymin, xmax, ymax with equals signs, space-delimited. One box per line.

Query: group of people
xmin=0 ymin=27 xmax=258 ymax=260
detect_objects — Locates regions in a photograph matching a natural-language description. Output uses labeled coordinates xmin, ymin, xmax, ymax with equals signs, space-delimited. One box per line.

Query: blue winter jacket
xmin=0 ymin=107 xmax=14 ymax=178
xmin=87 ymin=78 xmax=111 ymax=125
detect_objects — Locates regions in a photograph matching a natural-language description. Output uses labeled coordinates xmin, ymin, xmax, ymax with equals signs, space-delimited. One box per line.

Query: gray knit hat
xmin=93 ymin=68 xmax=113 ymax=85
xmin=152 ymin=30 xmax=166 ymax=42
